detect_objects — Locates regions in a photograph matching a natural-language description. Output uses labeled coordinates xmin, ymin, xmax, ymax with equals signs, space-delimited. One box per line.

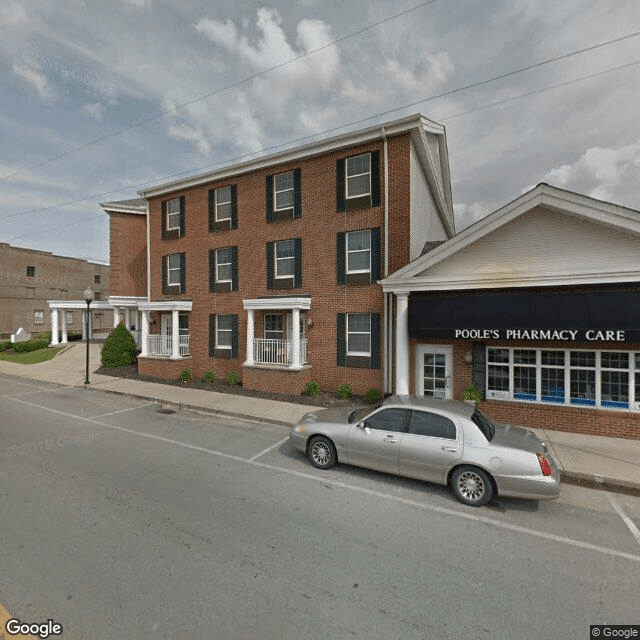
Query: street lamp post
xmin=83 ymin=287 xmax=94 ymax=385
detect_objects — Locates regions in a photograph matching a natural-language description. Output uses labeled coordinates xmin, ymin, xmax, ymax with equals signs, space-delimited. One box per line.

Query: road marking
xmin=247 ymin=436 xmax=289 ymax=462
xmin=89 ymin=403 xmax=155 ymax=419
xmin=5 ymin=394 xmax=640 ymax=564
xmin=609 ymin=494 xmax=640 ymax=547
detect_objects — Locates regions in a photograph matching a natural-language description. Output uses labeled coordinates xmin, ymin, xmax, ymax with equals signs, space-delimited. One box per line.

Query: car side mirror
xmin=357 ymin=421 xmax=371 ymax=435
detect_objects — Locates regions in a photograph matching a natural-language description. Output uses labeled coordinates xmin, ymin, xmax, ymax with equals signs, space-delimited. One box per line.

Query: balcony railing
xmin=147 ymin=333 xmax=190 ymax=357
xmin=253 ymin=338 xmax=307 ymax=366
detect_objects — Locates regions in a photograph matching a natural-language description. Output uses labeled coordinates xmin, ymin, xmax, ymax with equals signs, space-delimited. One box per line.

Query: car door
xmin=346 ymin=408 xmax=410 ymax=475
xmin=399 ymin=409 xmax=462 ymax=484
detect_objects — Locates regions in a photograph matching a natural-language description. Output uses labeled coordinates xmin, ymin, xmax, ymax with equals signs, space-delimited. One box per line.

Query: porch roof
xmin=243 ymin=296 xmax=311 ymax=311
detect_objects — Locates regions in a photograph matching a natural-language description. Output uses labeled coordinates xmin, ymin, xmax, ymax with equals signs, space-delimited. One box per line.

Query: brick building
xmin=102 ymin=114 xmax=454 ymax=395
xmin=0 ymin=242 xmax=110 ymax=339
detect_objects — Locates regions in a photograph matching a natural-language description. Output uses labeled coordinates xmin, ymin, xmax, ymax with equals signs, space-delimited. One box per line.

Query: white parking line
xmin=4 ymin=394 xmax=640 ymax=563
xmin=247 ymin=437 xmax=289 ymax=462
xmin=609 ymin=494 xmax=640 ymax=547
xmin=89 ymin=403 xmax=156 ymax=419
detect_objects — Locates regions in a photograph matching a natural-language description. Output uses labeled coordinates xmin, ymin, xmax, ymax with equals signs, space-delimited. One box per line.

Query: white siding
xmin=417 ymin=207 xmax=640 ymax=284
xmin=409 ymin=139 xmax=447 ymax=260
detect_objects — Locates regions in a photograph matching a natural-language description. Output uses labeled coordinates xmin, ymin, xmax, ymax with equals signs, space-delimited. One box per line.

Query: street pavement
xmin=1 ymin=341 xmax=639 ymax=495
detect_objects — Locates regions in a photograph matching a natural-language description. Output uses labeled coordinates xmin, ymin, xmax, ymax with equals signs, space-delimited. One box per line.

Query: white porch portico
xmin=243 ymin=297 xmax=311 ymax=369
xmin=108 ymin=295 xmax=147 ymax=346
xmin=48 ymin=300 xmax=114 ymax=344
xmin=138 ymin=300 xmax=192 ymax=360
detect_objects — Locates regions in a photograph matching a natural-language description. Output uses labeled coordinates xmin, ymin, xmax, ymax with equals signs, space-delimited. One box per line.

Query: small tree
xmin=101 ymin=324 xmax=137 ymax=368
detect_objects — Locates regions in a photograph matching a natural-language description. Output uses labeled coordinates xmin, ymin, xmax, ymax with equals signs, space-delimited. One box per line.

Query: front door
xmin=160 ymin=314 xmax=172 ymax=356
xmin=416 ymin=345 xmax=453 ymax=399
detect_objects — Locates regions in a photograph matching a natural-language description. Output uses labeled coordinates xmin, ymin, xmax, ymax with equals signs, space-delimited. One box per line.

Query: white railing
xmin=253 ymin=338 xmax=308 ymax=366
xmin=147 ymin=334 xmax=190 ymax=356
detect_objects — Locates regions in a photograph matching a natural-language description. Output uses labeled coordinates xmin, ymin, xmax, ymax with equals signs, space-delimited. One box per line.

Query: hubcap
xmin=458 ymin=471 xmax=485 ymax=501
xmin=312 ymin=442 xmax=330 ymax=465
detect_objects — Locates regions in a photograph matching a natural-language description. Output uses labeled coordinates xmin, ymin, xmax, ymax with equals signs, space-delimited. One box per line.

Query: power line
xmin=0 ymin=0 xmax=439 ymax=183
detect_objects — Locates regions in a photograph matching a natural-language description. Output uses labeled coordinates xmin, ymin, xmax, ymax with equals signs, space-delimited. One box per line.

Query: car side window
xmin=408 ymin=410 xmax=456 ymax=440
xmin=364 ymin=408 xmax=409 ymax=433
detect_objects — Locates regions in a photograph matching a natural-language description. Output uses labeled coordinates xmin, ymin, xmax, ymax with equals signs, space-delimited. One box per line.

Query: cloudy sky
xmin=1 ymin=0 xmax=639 ymax=263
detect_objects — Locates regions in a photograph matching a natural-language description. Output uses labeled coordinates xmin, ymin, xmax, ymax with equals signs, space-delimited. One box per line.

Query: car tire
xmin=308 ymin=436 xmax=337 ymax=470
xmin=450 ymin=466 xmax=493 ymax=506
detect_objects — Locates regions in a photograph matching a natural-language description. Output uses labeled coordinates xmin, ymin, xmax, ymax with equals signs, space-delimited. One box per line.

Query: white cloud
xmin=0 ymin=0 xmax=28 ymax=25
xmin=12 ymin=62 xmax=55 ymax=101
xmin=82 ymin=102 xmax=106 ymax=121
xmin=453 ymin=201 xmax=490 ymax=230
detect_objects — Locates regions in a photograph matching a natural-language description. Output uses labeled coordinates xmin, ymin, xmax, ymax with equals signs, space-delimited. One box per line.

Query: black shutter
xmin=162 ymin=256 xmax=168 ymax=294
xmin=265 ymin=175 xmax=274 ymax=222
xmin=336 ymin=158 xmax=345 ymax=212
xmin=336 ymin=232 xmax=346 ymax=284
xmin=472 ymin=342 xmax=486 ymax=396
xmin=231 ymin=315 xmax=238 ymax=358
xmin=208 ymin=190 xmax=215 ymax=232
xmin=371 ymin=227 xmax=381 ymax=282
xmin=231 ymin=246 xmax=238 ymax=291
xmin=179 ymin=253 xmax=186 ymax=293
xmin=209 ymin=315 xmax=216 ymax=357
xmin=337 ymin=313 xmax=346 ymax=366
xmin=370 ymin=313 xmax=380 ymax=369
xmin=294 ymin=238 xmax=302 ymax=288
xmin=370 ymin=151 xmax=381 ymax=207
xmin=230 ymin=185 xmax=238 ymax=229
xmin=161 ymin=200 xmax=168 ymax=239
xmin=293 ymin=168 xmax=302 ymax=218
xmin=179 ymin=196 xmax=186 ymax=236
xmin=266 ymin=242 xmax=274 ymax=289
xmin=209 ymin=250 xmax=216 ymax=293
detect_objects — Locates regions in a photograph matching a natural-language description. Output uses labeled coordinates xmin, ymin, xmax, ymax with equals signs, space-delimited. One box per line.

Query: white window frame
xmin=216 ymin=315 xmax=232 ymax=350
xmin=34 ymin=310 xmax=44 ymax=324
xmin=274 ymin=171 xmax=295 ymax=211
xmin=346 ymin=313 xmax=371 ymax=357
xmin=216 ymin=248 xmax=233 ymax=284
xmin=274 ymin=240 xmax=295 ymax=279
xmin=264 ymin=314 xmax=284 ymax=340
xmin=214 ymin=186 xmax=232 ymax=222
xmin=165 ymin=198 xmax=181 ymax=231
xmin=346 ymin=229 xmax=371 ymax=274
xmin=486 ymin=347 xmax=638 ymax=411
xmin=65 ymin=311 xmax=74 ymax=324
xmin=167 ymin=254 xmax=181 ymax=287
xmin=346 ymin=153 xmax=371 ymax=199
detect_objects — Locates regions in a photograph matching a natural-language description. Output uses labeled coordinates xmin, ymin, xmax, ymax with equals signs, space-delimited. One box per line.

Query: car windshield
xmin=348 ymin=402 xmax=383 ymax=423
xmin=471 ymin=410 xmax=495 ymax=441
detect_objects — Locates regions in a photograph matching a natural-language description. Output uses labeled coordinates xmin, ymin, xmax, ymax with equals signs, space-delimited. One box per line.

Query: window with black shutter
xmin=162 ymin=196 xmax=185 ymax=239
xmin=209 ymin=185 xmax=237 ymax=232
xmin=267 ymin=238 xmax=301 ymax=290
xmin=266 ymin=168 xmax=301 ymax=222
xmin=209 ymin=314 xmax=239 ymax=358
xmin=337 ymin=312 xmax=380 ymax=368
xmin=337 ymin=151 xmax=381 ymax=212
xmin=337 ymin=228 xmax=381 ymax=285
xmin=209 ymin=246 xmax=239 ymax=293
xmin=163 ymin=253 xmax=186 ymax=295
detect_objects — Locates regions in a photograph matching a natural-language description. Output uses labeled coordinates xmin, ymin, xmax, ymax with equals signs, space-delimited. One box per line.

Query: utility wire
xmin=0 ymin=0 xmax=439 ymax=183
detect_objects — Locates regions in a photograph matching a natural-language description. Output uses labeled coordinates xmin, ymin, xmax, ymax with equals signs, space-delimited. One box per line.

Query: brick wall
xmin=109 ymin=213 xmax=146 ymax=297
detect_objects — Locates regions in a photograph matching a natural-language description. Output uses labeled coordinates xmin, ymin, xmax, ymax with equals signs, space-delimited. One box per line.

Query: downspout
xmin=146 ymin=201 xmax=151 ymax=301
xmin=381 ymin=127 xmax=390 ymax=394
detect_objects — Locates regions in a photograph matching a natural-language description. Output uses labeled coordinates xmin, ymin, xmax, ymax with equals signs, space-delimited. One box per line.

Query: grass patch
xmin=0 ymin=347 xmax=64 ymax=364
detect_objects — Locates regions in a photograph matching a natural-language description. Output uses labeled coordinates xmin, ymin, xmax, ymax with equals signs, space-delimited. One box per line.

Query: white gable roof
xmin=382 ymin=183 xmax=640 ymax=293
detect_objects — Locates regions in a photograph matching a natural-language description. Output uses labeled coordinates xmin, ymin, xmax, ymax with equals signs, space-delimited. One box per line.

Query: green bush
xmin=203 ymin=370 xmax=217 ymax=383
xmin=462 ymin=384 xmax=483 ymax=403
xmin=227 ymin=370 xmax=240 ymax=385
xmin=304 ymin=380 xmax=320 ymax=396
xmin=336 ymin=383 xmax=352 ymax=400
xmin=0 ymin=340 xmax=13 ymax=352
xmin=366 ymin=388 xmax=381 ymax=404
xmin=180 ymin=368 xmax=192 ymax=382
xmin=100 ymin=324 xmax=137 ymax=368
xmin=13 ymin=339 xmax=49 ymax=353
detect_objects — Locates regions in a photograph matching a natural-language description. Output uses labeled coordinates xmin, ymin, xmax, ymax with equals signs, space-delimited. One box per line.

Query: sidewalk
xmin=1 ymin=343 xmax=639 ymax=496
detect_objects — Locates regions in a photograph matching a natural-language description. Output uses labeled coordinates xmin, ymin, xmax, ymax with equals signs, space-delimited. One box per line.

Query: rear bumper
xmin=495 ymin=466 xmax=561 ymax=500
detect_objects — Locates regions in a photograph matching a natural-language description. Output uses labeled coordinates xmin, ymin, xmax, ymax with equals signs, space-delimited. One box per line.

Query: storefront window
xmin=487 ymin=349 xmax=509 ymax=397
xmin=513 ymin=349 xmax=536 ymax=400
xmin=601 ymin=352 xmax=629 ymax=408
xmin=541 ymin=350 xmax=565 ymax=403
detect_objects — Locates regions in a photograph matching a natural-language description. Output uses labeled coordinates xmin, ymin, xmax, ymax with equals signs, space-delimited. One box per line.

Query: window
xmin=34 ymin=310 xmax=44 ymax=324
xmin=275 ymin=240 xmax=295 ymax=279
xmin=26 ymin=266 xmax=35 ymax=277
xmin=408 ymin=411 xmax=456 ymax=440
xmin=267 ymin=239 xmax=301 ymax=290
xmin=163 ymin=253 xmax=186 ymax=294
xmin=94 ymin=275 xmax=101 ymax=285
xmin=214 ymin=186 xmax=232 ymax=221
xmin=208 ymin=185 xmax=237 ymax=231
xmin=265 ymin=314 xmax=284 ymax=340
xmin=274 ymin=171 xmax=295 ymax=211
xmin=162 ymin=196 xmax=185 ymax=238
xmin=216 ymin=247 xmax=233 ymax=284
xmin=60 ymin=289 xmax=68 ymax=300
xmin=364 ymin=408 xmax=409 ymax=432
xmin=347 ymin=313 xmax=371 ymax=356
xmin=215 ymin=315 xmax=233 ymax=349
xmin=167 ymin=254 xmax=181 ymax=286
xmin=26 ymin=287 xmax=35 ymax=298
xmin=65 ymin=312 xmax=73 ymax=324
xmin=209 ymin=247 xmax=238 ymax=292
xmin=209 ymin=314 xmax=238 ymax=358
xmin=346 ymin=153 xmax=371 ymax=199
xmin=486 ymin=347 xmax=639 ymax=411
xmin=346 ymin=230 xmax=371 ymax=273
xmin=165 ymin=198 xmax=181 ymax=231
xmin=337 ymin=228 xmax=380 ymax=285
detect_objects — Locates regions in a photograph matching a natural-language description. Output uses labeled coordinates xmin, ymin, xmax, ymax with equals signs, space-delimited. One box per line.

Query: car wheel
xmin=308 ymin=436 xmax=337 ymax=470
xmin=450 ymin=466 xmax=493 ymax=506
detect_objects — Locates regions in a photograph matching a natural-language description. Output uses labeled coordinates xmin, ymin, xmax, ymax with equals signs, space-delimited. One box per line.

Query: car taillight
xmin=537 ymin=453 xmax=553 ymax=476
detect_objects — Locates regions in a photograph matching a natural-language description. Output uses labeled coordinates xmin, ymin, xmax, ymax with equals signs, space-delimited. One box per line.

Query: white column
xmin=141 ymin=310 xmax=149 ymax=357
xmin=50 ymin=309 xmax=59 ymax=345
xmin=61 ymin=309 xmax=68 ymax=344
xmin=291 ymin=308 xmax=301 ymax=369
xmin=245 ymin=309 xmax=255 ymax=365
xmin=395 ymin=293 xmax=409 ymax=395
xmin=113 ymin=307 xmax=120 ymax=328
xmin=171 ymin=309 xmax=180 ymax=359
xmin=124 ymin=307 xmax=131 ymax=330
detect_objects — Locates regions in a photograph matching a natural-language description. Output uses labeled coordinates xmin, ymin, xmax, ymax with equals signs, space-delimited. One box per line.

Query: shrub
xmin=227 ymin=370 xmax=240 ymax=385
xmin=304 ymin=380 xmax=320 ymax=396
xmin=336 ymin=383 xmax=352 ymax=400
xmin=462 ymin=384 xmax=483 ymax=403
xmin=13 ymin=339 xmax=48 ymax=353
xmin=180 ymin=369 xmax=192 ymax=382
xmin=0 ymin=340 xmax=13 ymax=352
xmin=100 ymin=324 xmax=137 ymax=368
xmin=366 ymin=388 xmax=381 ymax=404
xmin=203 ymin=370 xmax=217 ymax=383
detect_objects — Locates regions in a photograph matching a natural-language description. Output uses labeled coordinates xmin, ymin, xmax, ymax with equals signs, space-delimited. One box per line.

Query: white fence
xmin=147 ymin=334 xmax=190 ymax=356
xmin=253 ymin=338 xmax=307 ymax=365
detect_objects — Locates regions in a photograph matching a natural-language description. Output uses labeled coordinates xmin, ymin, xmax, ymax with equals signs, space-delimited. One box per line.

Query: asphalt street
xmin=1 ymin=374 xmax=639 ymax=639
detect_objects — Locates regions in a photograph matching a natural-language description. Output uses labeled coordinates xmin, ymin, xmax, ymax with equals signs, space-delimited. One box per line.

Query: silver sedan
xmin=289 ymin=395 xmax=560 ymax=506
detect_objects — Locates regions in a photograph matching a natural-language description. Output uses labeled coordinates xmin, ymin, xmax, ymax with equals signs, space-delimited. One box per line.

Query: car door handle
xmin=383 ymin=436 xmax=397 ymax=443
xmin=441 ymin=446 xmax=458 ymax=452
